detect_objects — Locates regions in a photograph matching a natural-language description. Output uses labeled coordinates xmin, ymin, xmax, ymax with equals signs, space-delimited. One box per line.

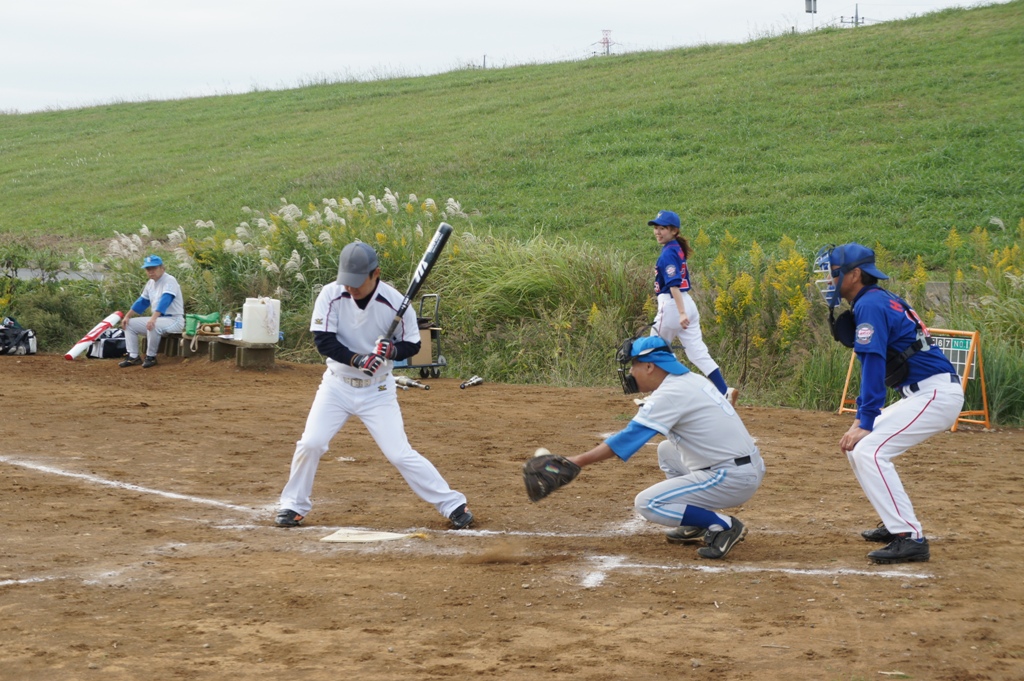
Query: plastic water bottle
xmin=222 ymin=313 xmax=232 ymax=336
xmin=234 ymin=309 xmax=243 ymax=340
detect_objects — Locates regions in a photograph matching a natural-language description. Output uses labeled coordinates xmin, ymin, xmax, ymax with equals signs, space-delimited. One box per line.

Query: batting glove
xmin=374 ymin=337 xmax=398 ymax=359
xmin=351 ymin=353 xmax=386 ymax=377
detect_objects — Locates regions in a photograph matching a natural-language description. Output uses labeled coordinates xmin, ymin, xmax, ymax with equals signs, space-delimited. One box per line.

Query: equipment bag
xmin=0 ymin=327 xmax=37 ymax=355
xmin=87 ymin=328 xmax=126 ymax=359
xmin=185 ymin=312 xmax=222 ymax=337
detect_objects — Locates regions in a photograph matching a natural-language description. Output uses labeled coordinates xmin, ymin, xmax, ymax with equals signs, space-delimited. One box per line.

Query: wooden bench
xmin=161 ymin=333 xmax=278 ymax=368
xmin=207 ymin=337 xmax=277 ymax=368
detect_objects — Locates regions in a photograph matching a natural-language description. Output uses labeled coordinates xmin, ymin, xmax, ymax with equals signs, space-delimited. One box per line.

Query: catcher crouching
xmin=523 ymin=336 xmax=765 ymax=559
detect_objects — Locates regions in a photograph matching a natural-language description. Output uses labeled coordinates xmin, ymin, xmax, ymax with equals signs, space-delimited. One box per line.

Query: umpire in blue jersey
xmin=815 ymin=243 xmax=964 ymax=564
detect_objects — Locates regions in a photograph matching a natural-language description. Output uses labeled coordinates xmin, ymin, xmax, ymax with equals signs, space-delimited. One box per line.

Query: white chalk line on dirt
xmin=1 ymin=455 xmax=932 ymax=586
xmin=578 ymin=554 xmax=932 ymax=587
xmin=0 ymin=455 xmax=256 ymax=515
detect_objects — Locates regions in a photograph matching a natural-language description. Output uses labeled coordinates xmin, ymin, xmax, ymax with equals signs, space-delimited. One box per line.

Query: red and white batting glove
xmin=351 ymin=353 xmax=386 ymax=377
xmin=374 ymin=337 xmax=398 ymax=359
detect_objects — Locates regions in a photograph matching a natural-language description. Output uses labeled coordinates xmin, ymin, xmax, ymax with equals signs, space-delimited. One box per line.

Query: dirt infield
xmin=1 ymin=354 xmax=1022 ymax=680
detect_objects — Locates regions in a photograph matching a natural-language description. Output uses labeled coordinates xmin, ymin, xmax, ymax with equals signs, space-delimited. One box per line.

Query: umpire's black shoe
xmin=665 ymin=526 xmax=706 ymax=545
xmin=697 ymin=517 xmax=747 ymax=559
xmin=275 ymin=509 xmax=304 ymax=527
xmin=142 ymin=355 xmax=158 ymax=368
xmin=119 ymin=355 xmax=143 ymax=368
xmin=868 ymin=536 xmax=930 ymax=564
xmin=448 ymin=503 xmax=474 ymax=529
xmin=862 ymin=521 xmax=895 ymax=543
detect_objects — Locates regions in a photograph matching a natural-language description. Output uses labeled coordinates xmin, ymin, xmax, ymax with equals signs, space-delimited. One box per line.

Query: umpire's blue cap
xmin=141 ymin=255 xmax=163 ymax=268
xmin=830 ymin=243 xmax=889 ymax=280
xmin=647 ymin=210 xmax=681 ymax=229
xmin=626 ymin=337 xmax=690 ymax=375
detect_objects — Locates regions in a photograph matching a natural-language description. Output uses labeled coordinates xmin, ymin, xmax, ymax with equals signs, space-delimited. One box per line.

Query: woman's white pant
xmin=651 ymin=291 xmax=719 ymax=377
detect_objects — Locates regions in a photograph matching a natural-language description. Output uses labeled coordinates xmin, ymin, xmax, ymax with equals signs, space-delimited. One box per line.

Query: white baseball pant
xmin=846 ymin=373 xmax=964 ymax=539
xmin=651 ymin=291 xmax=720 ymax=377
xmin=634 ymin=440 xmax=765 ymax=527
xmin=279 ymin=369 xmax=466 ymax=519
xmin=125 ymin=316 xmax=184 ymax=357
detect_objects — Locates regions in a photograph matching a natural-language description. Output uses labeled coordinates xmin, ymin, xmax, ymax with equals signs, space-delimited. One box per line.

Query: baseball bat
xmin=383 ymin=222 xmax=453 ymax=340
xmin=395 ymin=375 xmax=430 ymax=391
xmin=65 ymin=311 xmax=124 ymax=360
xmin=460 ymin=375 xmax=483 ymax=389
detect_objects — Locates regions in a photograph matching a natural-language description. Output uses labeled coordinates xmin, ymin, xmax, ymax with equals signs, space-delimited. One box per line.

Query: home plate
xmin=320 ymin=528 xmax=424 ymax=543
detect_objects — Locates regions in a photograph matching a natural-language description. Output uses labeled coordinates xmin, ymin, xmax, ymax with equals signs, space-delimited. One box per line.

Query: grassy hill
xmin=1 ymin=2 xmax=1021 ymax=264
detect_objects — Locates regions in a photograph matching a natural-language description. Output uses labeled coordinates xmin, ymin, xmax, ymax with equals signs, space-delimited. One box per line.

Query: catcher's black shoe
xmin=697 ymin=517 xmax=746 ymax=559
xmin=868 ymin=536 xmax=929 ymax=564
xmin=665 ymin=525 xmax=706 ymax=544
xmin=119 ymin=356 xmax=143 ymax=367
xmin=275 ymin=509 xmax=304 ymax=527
xmin=142 ymin=355 xmax=158 ymax=368
xmin=448 ymin=503 xmax=474 ymax=529
xmin=862 ymin=521 xmax=895 ymax=543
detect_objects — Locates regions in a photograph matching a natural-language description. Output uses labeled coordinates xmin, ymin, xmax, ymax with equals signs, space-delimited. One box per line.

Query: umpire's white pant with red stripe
xmin=846 ymin=373 xmax=964 ymax=539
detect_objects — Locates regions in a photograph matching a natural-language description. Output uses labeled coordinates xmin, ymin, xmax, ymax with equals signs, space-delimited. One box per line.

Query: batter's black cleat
xmin=142 ymin=355 xmax=158 ymax=368
xmin=119 ymin=356 xmax=143 ymax=367
xmin=868 ymin=536 xmax=930 ymax=564
xmin=862 ymin=521 xmax=895 ymax=543
xmin=275 ymin=509 xmax=304 ymax=527
xmin=665 ymin=525 xmax=706 ymax=544
xmin=448 ymin=503 xmax=474 ymax=529
xmin=697 ymin=517 xmax=747 ymax=559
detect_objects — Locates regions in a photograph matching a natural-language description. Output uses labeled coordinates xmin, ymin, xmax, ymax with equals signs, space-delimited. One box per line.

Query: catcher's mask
xmin=615 ymin=336 xmax=687 ymax=394
xmin=814 ymin=243 xmax=890 ymax=309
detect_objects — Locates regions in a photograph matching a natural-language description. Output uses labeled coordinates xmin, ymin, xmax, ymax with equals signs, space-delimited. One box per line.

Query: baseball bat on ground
xmin=460 ymin=375 xmax=484 ymax=389
xmin=383 ymin=222 xmax=453 ymax=340
xmin=65 ymin=311 xmax=124 ymax=360
xmin=395 ymin=375 xmax=430 ymax=390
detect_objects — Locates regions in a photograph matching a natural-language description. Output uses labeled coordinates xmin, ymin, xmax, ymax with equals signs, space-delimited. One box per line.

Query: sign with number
xmin=931 ymin=334 xmax=976 ymax=379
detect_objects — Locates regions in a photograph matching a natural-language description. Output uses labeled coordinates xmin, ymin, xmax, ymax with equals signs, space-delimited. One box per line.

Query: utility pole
xmin=805 ymin=0 xmax=817 ymax=30
xmin=599 ymin=30 xmax=614 ymax=55
xmin=841 ymin=4 xmax=864 ymax=26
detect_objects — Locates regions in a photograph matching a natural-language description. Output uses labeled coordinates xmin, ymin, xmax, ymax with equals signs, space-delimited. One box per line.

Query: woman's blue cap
xmin=647 ymin=210 xmax=681 ymax=229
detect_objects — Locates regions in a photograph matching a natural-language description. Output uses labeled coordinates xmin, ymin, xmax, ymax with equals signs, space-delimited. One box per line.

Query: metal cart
xmin=402 ymin=293 xmax=446 ymax=379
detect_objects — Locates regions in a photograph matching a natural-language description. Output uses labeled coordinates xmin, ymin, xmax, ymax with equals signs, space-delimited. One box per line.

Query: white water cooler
xmin=237 ymin=297 xmax=281 ymax=343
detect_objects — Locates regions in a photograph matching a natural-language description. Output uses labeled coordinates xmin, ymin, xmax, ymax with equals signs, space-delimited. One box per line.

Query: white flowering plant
xmin=81 ymin=189 xmax=475 ymax=358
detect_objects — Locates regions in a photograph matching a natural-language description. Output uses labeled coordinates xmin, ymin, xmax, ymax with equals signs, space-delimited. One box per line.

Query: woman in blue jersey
xmin=647 ymin=210 xmax=737 ymax=406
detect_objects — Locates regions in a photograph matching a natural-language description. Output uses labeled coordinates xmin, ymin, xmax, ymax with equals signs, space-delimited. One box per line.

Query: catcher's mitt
xmin=522 ymin=454 xmax=581 ymax=502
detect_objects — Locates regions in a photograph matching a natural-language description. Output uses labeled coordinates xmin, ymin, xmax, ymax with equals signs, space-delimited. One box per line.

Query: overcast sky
xmin=1 ymin=0 xmax=1008 ymax=114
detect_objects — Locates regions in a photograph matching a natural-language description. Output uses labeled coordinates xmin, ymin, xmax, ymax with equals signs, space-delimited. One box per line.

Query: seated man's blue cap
xmin=337 ymin=242 xmax=379 ymax=286
xmin=831 ymin=243 xmax=888 ymax=280
xmin=141 ymin=255 xmax=163 ymax=268
xmin=647 ymin=210 xmax=681 ymax=229
xmin=627 ymin=336 xmax=689 ymax=375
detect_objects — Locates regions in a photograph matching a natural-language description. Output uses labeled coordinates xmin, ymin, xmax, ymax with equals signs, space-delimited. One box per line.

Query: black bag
xmin=87 ymin=328 xmax=126 ymax=359
xmin=0 ymin=327 xmax=37 ymax=355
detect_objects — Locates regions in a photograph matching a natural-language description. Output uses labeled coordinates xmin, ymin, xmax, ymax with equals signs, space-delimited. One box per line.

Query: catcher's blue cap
xmin=627 ymin=336 xmax=690 ymax=375
xmin=829 ymin=243 xmax=888 ymax=280
xmin=141 ymin=255 xmax=163 ymax=268
xmin=647 ymin=210 xmax=681 ymax=229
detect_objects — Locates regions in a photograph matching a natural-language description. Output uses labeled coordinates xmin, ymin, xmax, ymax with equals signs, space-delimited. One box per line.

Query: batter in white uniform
xmin=275 ymin=242 xmax=473 ymax=529
xmin=119 ymin=254 xmax=185 ymax=369
xmin=563 ymin=335 xmax=765 ymax=560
